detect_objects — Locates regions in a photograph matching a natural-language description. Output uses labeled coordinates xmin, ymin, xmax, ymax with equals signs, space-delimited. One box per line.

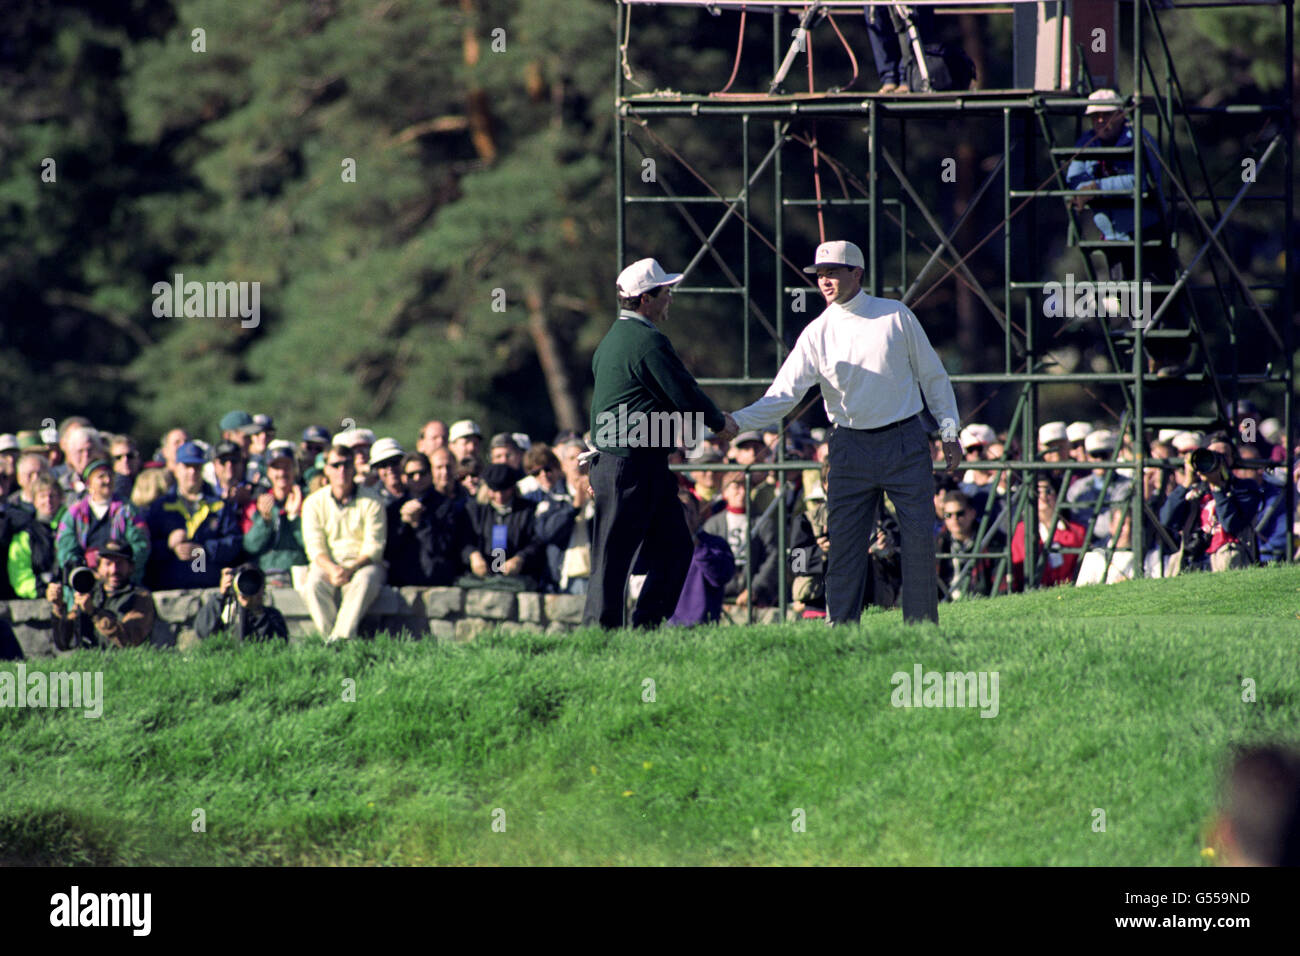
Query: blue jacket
xmin=1066 ymin=124 xmax=1164 ymax=239
xmin=146 ymin=489 xmax=243 ymax=589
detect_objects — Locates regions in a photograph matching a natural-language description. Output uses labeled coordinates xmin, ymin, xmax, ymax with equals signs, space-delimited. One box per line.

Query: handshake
xmin=713 ymin=413 xmax=741 ymax=443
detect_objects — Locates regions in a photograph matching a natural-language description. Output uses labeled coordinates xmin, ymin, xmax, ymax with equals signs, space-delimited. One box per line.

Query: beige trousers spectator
xmin=302 ymin=564 xmax=385 ymax=640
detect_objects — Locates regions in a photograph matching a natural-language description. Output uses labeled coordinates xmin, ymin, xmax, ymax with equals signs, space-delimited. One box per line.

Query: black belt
xmin=840 ymin=414 xmax=917 ymax=435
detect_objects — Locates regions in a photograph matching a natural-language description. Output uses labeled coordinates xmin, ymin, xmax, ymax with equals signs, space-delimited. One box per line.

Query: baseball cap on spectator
xmin=1260 ymin=418 xmax=1282 ymax=444
xmin=959 ymin=423 xmax=996 ymax=450
xmin=809 ymin=427 xmax=827 ymax=444
xmin=512 ymin=432 xmax=532 ymax=452
xmin=332 ymin=428 xmax=356 ymax=447
xmin=0 ymin=434 xmax=18 ymax=454
xmin=1157 ymin=428 xmax=1181 ymax=444
xmin=220 ymin=410 xmax=259 ymax=434
xmin=350 ymin=428 xmax=376 ymax=447
xmin=489 ymin=432 xmax=520 ymax=451
xmin=97 ymin=539 xmax=135 ymax=565
xmin=1171 ymin=431 xmax=1203 ymax=453
xmin=1066 ymin=421 xmax=1093 ymax=444
xmin=1084 ymin=88 xmax=1123 ymax=114
xmin=1232 ymin=399 xmax=1261 ymax=419
xmin=617 ymin=258 xmax=684 ymax=298
xmin=803 ymin=240 xmax=865 ymax=273
xmin=251 ymin=413 xmax=274 ymax=433
xmin=175 ymin=441 xmax=208 ymax=465
xmin=730 ymin=431 xmax=765 ymax=450
xmin=691 ymin=448 xmax=724 ymax=465
xmin=1037 ymin=422 xmax=1068 ymax=448
xmin=212 ymin=440 xmax=242 ymax=461
xmin=82 ymin=458 xmax=111 ymax=481
xmin=301 ymin=425 xmax=331 ymax=445
xmin=1084 ymin=430 xmax=1116 ymax=455
xmin=16 ymin=430 xmax=48 ymax=452
xmin=368 ymin=438 xmax=405 ymax=467
xmin=265 ymin=440 xmax=297 ymax=464
xmin=482 ymin=463 xmax=524 ymax=491
xmin=448 ymin=420 xmax=482 ymax=443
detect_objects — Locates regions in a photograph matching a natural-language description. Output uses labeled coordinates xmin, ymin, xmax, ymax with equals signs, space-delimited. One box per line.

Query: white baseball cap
xmin=959 ymin=423 xmax=996 ymax=450
xmin=1157 ymin=428 xmax=1181 ymax=444
xmin=264 ymin=440 xmax=297 ymax=464
xmin=1066 ymin=421 xmax=1093 ymax=444
xmin=449 ymin=419 xmax=483 ymax=443
xmin=617 ymin=258 xmax=684 ymax=298
xmin=1083 ymin=429 xmax=1116 ymax=454
xmin=368 ymin=437 xmax=405 ymax=466
xmin=803 ymin=240 xmax=865 ymax=274
xmin=1084 ymin=89 xmax=1124 ymax=115
xmin=1171 ymin=430 xmax=1203 ymax=453
xmin=1038 ymin=421 xmax=1068 ymax=448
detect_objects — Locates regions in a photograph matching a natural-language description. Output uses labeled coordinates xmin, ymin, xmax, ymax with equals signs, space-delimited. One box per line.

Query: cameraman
xmin=194 ymin=563 xmax=288 ymax=642
xmin=46 ymin=540 xmax=157 ymax=650
xmin=1159 ymin=434 xmax=1261 ymax=572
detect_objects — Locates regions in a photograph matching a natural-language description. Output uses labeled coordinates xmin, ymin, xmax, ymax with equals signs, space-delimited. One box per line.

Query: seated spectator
xmin=958 ymin=423 xmax=998 ymax=494
xmin=458 ymin=456 xmax=484 ymax=499
xmin=1159 ymin=434 xmax=1260 ymax=572
xmin=7 ymin=450 xmax=52 ymax=518
xmin=56 ymin=458 xmax=151 ymax=586
xmin=46 ymin=540 xmax=157 ymax=650
xmin=368 ymin=438 xmax=407 ymax=506
xmin=937 ymin=489 xmax=1005 ymax=600
xmin=533 ymin=462 xmax=594 ymax=595
xmin=1236 ymin=444 xmax=1288 ymax=564
xmin=7 ymin=475 xmax=62 ymax=599
xmin=58 ymin=424 xmax=104 ymax=501
xmin=108 ymin=434 xmax=142 ymax=502
xmin=790 ymin=462 xmax=830 ymax=615
xmin=131 ymin=467 xmax=175 ymax=511
xmin=300 ymin=445 xmax=387 ymax=641
xmin=688 ymin=448 xmax=725 ymax=513
xmin=1064 ymin=429 xmax=1133 ymax=545
xmin=1011 ymin=476 xmax=1088 ymax=590
xmin=211 ymin=411 xmax=264 ymax=487
xmin=430 ymin=446 xmax=467 ymax=508
xmin=522 ymin=444 xmax=567 ymax=503
xmin=297 ymin=426 xmax=331 ymax=477
xmin=458 ymin=464 xmax=543 ymax=590
xmin=208 ymin=440 xmax=257 ymax=514
xmin=384 ymin=451 xmax=460 ymax=587
xmin=0 ymin=434 xmax=18 ymax=499
xmin=242 ymin=442 xmax=307 ymax=588
xmin=448 ymin=419 xmax=484 ymax=464
xmin=144 ymin=442 xmax=241 ymax=590
xmin=668 ymin=490 xmax=735 ymax=626
xmin=246 ymin=413 xmax=275 ymax=476
xmin=193 ymin=564 xmax=288 ymax=643
xmin=1066 ymin=421 xmax=1093 ymax=462
xmin=333 ymin=428 xmax=377 ymax=489
xmin=728 ymin=431 xmax=775 ymax=516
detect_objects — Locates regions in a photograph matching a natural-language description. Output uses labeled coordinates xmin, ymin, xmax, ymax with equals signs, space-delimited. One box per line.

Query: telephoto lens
xmin=1190 ymin=448 xmax=1221 ymax=476
xmin=234 ymin=567 xmax=265 ymax=597
xmin=69 ymin=566 xmax=97 ymax=595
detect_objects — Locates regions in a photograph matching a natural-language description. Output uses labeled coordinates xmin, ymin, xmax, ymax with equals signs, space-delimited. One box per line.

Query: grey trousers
xmin=826 ymin=416 xmax=939 ymax=624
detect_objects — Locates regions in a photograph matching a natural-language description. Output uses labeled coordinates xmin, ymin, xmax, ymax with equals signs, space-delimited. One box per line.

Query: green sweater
xmin=589 ymin=313 xmax=725 ymax=457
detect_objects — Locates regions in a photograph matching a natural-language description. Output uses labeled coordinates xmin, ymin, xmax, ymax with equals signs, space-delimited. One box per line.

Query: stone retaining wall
xmin=1 ymin=586 xmax=793 ymax=658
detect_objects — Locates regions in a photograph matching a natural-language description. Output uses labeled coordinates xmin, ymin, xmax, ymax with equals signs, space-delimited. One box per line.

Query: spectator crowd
xmin=0 ymin=399 xmax=1294 ymax=651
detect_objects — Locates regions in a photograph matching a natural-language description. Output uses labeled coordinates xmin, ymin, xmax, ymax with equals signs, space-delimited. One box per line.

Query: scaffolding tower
xmin=616 ymin=0 xmax=1295 ymax=620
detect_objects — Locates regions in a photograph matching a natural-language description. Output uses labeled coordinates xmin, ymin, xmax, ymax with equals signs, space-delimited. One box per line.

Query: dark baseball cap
xmin=98 ymin=539 xmax=135 ymax=563
xmin=213 ymin=440 xmax=243 ymax=461
xmin=301 ymin=425 xmax=331 ymax=444
xmin=175 ymin=441 xmax=208 ymax=465
xmin=219 ymin=410 xmax=258 ymax=434
xmin=482 ymin=463 xmax=523 ymax=491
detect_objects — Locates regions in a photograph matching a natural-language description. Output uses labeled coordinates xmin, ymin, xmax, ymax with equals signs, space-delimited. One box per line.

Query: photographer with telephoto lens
xmin=1158 ymin=433 xmax=1261 ymax=572
xmin=193 ymin=562 xmax=288 ymax=642
xmin=46 ymin=539 xmax=157 ymax=650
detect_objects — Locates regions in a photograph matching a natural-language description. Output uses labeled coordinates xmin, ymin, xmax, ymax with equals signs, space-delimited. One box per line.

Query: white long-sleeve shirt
xmin=731 ymin=290 xmax=960 ymax=436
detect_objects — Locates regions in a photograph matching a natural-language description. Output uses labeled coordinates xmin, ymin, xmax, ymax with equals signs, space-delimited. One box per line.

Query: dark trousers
xmin=583 ymin=452 xmax=692 ymax=629
xmin=866 ymin=5 xmax=936 ymax=84
xmin=826 ymin=417 xmax=939 ymax=624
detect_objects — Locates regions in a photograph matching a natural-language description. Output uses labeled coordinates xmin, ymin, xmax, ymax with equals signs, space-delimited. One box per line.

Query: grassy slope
xmin=2 ymin=564 xmax=1298 ymax=865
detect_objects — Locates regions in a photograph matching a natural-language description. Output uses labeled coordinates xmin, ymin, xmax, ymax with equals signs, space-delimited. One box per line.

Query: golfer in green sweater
xmin=583 ymin=258 xmax=737 ymax=629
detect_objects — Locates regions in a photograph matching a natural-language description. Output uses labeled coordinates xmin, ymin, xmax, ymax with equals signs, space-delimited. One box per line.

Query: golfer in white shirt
xmin=727 ymin=240 xmax=964 ymax=624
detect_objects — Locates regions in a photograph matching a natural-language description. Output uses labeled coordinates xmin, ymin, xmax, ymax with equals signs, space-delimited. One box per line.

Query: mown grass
xmin=2 ymin=564 xmax=1298 ymax=865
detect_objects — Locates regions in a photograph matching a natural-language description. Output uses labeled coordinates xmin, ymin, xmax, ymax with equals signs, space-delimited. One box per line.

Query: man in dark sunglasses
xmin=935 ymin=489 xmax=1003 ymax=600
xmin=382 ymin=451 xmax=460 ymax=587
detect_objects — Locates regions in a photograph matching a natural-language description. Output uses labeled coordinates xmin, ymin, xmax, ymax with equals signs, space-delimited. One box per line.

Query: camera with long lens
xmin=1190 ymin=448 xmax=1226 ymax=478
xmin=233 ymin=566 xmax=265 ymax=597
xmin=67 ymin=566 xmax=97 ymax=595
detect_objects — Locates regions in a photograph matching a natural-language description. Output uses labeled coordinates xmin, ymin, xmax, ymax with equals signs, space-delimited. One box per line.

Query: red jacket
xmin=1010 ymin=518 xmax=1087 ymax=590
